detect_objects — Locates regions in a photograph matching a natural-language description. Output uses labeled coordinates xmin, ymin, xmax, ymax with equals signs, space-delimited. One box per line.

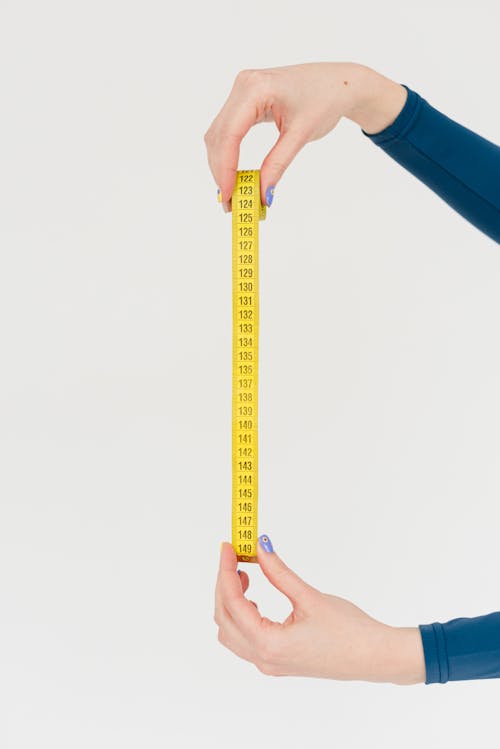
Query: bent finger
xmin=238 ymin=569 xmax=250 ymax=594
xmin=259 ymin=126 xmax=307 ymax=205
xmin=215 ymin=542 xmax=262 ymax=637
xmin=205 ymin=73 xmax=268 ymax=202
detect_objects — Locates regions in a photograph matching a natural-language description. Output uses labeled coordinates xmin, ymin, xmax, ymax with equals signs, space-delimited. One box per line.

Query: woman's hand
xmin=204 ymin=62 xmax=407 ymax=211
xmin=215 ymin=536 xmax=425 ymax=684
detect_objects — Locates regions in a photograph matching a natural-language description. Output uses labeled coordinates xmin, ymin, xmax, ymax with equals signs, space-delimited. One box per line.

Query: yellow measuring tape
xmin=231 ymin=170 xmax=266 ymax=563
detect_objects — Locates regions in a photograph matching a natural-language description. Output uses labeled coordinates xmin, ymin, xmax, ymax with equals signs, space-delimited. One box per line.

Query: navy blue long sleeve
xmin=363 ymin=85 xmax=500 ymax=243
xmin=365 ymin=87 xmax=500 ymax=683
xmin=419 ymin=614 xmax=500 ymax=684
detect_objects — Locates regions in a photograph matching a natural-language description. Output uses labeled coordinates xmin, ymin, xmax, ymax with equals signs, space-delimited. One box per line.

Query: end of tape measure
xmin=236 ymin=554 xmax=258 ymax=564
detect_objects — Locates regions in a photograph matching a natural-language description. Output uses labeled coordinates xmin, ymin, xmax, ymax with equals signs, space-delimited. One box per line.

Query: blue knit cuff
xmin=419 ymin=623 xmax=449 ymax=684
xmin=362 ymin=85 xmax=422 ymax=145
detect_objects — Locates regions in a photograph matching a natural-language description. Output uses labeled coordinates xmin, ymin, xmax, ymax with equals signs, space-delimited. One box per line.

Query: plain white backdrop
xmin=0 ymin=0 xmax=499 ymax=746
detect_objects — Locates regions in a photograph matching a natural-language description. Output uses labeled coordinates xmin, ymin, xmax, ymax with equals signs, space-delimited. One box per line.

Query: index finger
xmin=204 ymin=72 xmax=264 ymax=203
xmin=215 ymin=542 xmax=262 ymax=638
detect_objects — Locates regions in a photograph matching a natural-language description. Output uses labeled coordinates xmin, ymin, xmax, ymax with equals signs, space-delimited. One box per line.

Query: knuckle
xmin=236 ymin=68 xmax=254 ymax=81
xmin=235 ymin=68 xmax=263 ymax=87
xmin=205 ymin=128 xmax=219 ymax=146
xmin=256 ymin=660 xmax=278 ymax=677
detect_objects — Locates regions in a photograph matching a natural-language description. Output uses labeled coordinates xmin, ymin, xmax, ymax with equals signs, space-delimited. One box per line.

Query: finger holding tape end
xmin=217 ymin=186 xmax=232 ymax=213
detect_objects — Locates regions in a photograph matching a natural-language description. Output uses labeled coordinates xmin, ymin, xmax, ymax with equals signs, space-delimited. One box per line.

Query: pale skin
xmin=204 ymin=62 xmax=408 ymax=210
xmin=216 ymin=541 xmax=425 ymax=684
xmin=207 ymin=62 xmax=426 ymax=684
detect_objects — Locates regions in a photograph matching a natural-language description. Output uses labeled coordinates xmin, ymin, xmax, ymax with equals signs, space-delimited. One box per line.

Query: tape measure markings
xmin=231 ymin=170 xmax=266 ymax=563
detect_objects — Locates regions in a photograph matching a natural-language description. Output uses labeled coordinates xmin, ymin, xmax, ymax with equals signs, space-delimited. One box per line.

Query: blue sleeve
xmin=419 ymin=613 xmax=500 ymax=684
xmin=362 ymin=85 xmax=500 ymax=243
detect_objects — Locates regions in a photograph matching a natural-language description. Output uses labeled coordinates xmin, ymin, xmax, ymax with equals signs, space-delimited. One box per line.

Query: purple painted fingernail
xmin=237 ymin=570 xmax=241 ymax=576
xmin=265 ymin=186 xmax=275 ymax=207
xmin=258 ymin=534 xmax=274 ymax=552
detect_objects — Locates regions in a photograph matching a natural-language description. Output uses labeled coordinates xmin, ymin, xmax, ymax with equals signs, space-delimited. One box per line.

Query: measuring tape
xmin=231 ymin=170 xmax=266 ymax=563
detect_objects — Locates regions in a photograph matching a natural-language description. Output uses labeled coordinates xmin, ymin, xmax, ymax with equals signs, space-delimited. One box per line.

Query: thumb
xmin=257 ymin=534 xmax=317 ymax=608
xmin=259 ymin=127 xmax=306 ymax=206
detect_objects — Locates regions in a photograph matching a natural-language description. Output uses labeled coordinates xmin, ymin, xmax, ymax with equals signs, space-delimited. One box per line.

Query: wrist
xmin=382 ymin=625 xmax=426 ymax=685
xmin=360 ymin=620 xmax=425 ymax=685
xmin=343 ymin=64 xmax=408 ymax=135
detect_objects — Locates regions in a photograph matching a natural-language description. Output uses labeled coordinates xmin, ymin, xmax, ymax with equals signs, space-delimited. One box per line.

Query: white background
xmin=0 ymin=0 xmax=499 ymax=747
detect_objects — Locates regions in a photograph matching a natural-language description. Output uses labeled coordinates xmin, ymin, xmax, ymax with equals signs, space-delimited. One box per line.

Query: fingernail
xmin=237 ymin=570 xmax=241 ymax=576
xmin=265 ymin=186 xmax=275 ymax=207
xmin=258 ymin=534 xmax=274 ymax=552
xmin=217 ymin=188 xmax=222 ymax=203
